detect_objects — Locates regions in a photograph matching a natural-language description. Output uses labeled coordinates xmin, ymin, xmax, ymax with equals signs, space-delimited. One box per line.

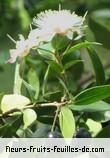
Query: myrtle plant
xmin=1 ymin=9 xmax=110 ymax=138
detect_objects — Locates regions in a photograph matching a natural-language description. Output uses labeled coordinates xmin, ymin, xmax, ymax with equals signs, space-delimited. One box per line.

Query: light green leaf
xmin=13 ymin=60 xmax=23 ymax=94
xmin=75 ymin=85 xmax=110 ymax=105
xmin=65 ymin=41 xmax=101 ymax=55
xmin=87 ymin=48 xmax=105 ymax=85
xmin=37 ymin=43 xmax=55 ymax=60
xmin=59 ymin=107 xmax=75 ymax=138
xmin=18 ymin=0 xmax=30 ymax=30
xmin=86 ymin=118 xmax=102 ymax=137
xmin=23 ymin=109 xmax=37 ymax=129
xmin=1 ymin=94 xmax=31 ymax=113
xmin=69 ymin=101 xmax=110 ymax=112
xmin=28 ymin=69 xmax=40 ymax=100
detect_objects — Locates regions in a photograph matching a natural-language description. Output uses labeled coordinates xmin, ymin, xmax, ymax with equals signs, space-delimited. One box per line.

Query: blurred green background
xmin=0 ymin=0 xmax=110 ymax=93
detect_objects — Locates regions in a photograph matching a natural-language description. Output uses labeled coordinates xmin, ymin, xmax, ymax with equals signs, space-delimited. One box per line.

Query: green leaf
xmin=11 ymin=115 xmax=23 ymax=134
xmin=47 ymin=61 xmax=63 ymax=75
xmin=96 ymin=125 xmax=110 ymax=138
xmin=64 ymin=41 xmax=101 ymax=55
xmin=64 ymin=60 xmax=83 ymax=70
xmin=37 ymin=43 xmax=55 ymax=60
xmin=52 ymin=34 xmax=70 ymax=51
xmin=58 ymin=78 xmax=70 ymax=96
xmin=1 ymin=94 xmax=31 ymax=113
xmin=86 ymin=118 xmax=102 ymax=137
xmin=31 ymin=126 xmax=51 ymax=138
xmin=22 ymin=80 xmax=35 ymax=102
xmin=87 ymin=111 xmax=110 ymax=123
xmin=28 ymin=69 xmax=40 ymax=100
xmin=69 ymin=101 xmax=110 ymax=112
xmin=18 ymin=0 xmax=30 ymax=30
xmin=74 ymin=85 xmax=110 ymax=105
xmin=89 ymin=9 xmax=110 ymax=49
xmin=13 ymin=60 xmax=23 ymax=94
xmin=0 ymin=124 xmax=10 ymax=137
xmin=59 ymin=107 xmax=75 ymax=138
xmin=87 ymin=47 xmax=105 ymax=85
xmin=23 ymin=109 xmax=37 ymax=129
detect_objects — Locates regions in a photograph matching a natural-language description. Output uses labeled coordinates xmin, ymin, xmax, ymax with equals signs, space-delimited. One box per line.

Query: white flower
xmin=7 ymin=9 xmax=86 ymax=63
xmin=7 ymin=34 xmax=39 ymax=63
xmin=32 ymin=10 xmax=86 ymax=41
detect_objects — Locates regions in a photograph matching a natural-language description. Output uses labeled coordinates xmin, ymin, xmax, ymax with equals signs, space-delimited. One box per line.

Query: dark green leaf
xmin=96 ymin=125 xmax=110 ymax=138
xmin=31 ymin=126 xmax=51 ymax=138
xmin=64 ymin=60 xmax=83 ymax=70
xmin=52 ymin=34 xmax=70 ymax=51
xmin=11 ymin=115 xmax=23 ymax=134
xmin=89 ymin=9 xmax=110 ymax=49
xmin=47 ymin=61 xmax=63 ymax=75
xmin=75 ymin=85 xmax=110 ymax=105
xmin=87 ymin=47 xmax=105 ymax=85
xmin=22 ymin=79 xmax=35 ymax=102
xmin=0 ymin=124 xmax=10 ymax=137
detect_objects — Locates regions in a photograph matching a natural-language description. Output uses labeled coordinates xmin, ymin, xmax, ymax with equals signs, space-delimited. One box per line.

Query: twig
xmin=51 ymin=106 xmax=61 ymax=132
xmin=0 ymin=101 xmax=69 ymax=118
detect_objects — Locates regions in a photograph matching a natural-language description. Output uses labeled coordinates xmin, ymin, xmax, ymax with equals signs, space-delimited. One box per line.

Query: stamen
xmin=7 ymin=34 xmax=16 ymax=44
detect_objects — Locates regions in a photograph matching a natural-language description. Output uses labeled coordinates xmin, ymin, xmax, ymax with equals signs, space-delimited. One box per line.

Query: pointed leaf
xmin=65 ymin=41 xmax=101 ymax=55
xmin=13 ymin=61 xmax=23 ymax=94
xmin=87 ymin=47 xmax=105 ymax=85
xmin=59 ymin=107 xmax=75 ymax=138
xmin=69 ymin=101 xmax=110 ymax=112
xmin=28 ymin=69 xmax=40 ymax=100
xmin=64 ymin=60 xmax=83 ymax=70
xmin=75 ymin=85 xmax=110 ymax=105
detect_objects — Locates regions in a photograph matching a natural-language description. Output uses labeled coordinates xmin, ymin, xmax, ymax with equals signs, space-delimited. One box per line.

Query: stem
xmin=51 ymin=106 xmax=60 ymax=132
xmin=55 ymin=53 xmax=71 ymax=98
xmin=1 ymin=101 xmax=68 ymax=118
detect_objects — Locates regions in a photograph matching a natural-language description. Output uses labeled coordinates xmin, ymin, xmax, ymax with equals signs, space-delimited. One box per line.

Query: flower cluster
xmin=7 ymin=10 xmax=86 ymax=63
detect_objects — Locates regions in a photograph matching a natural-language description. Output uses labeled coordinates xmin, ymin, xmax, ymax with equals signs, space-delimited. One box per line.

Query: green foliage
xmin=96 ymin=124 xmax=110 ymax=138
xmin=69 ymin=101 xmax=110 ymax=112
xmin=86 ymin=118 xmax=102 ymax=137
xmin=87 ymin=47 xmax=105 ymax=85
xmin=23 ymin=109 xmax=37 ymax=129
xmin=59 ymin=107 xmax=75 ymax=138
xmin=27 ymin=69 xmax=40 ymax=100
xmin=37 ymin=43 xmax=55 ymax=60
xmin=1 ymin=94 xmax=30 ymax=113
xmin=74 ymin=85 xmax=110 ymax=105
xmin=1 ymin=0 xmax=110 ymax=138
